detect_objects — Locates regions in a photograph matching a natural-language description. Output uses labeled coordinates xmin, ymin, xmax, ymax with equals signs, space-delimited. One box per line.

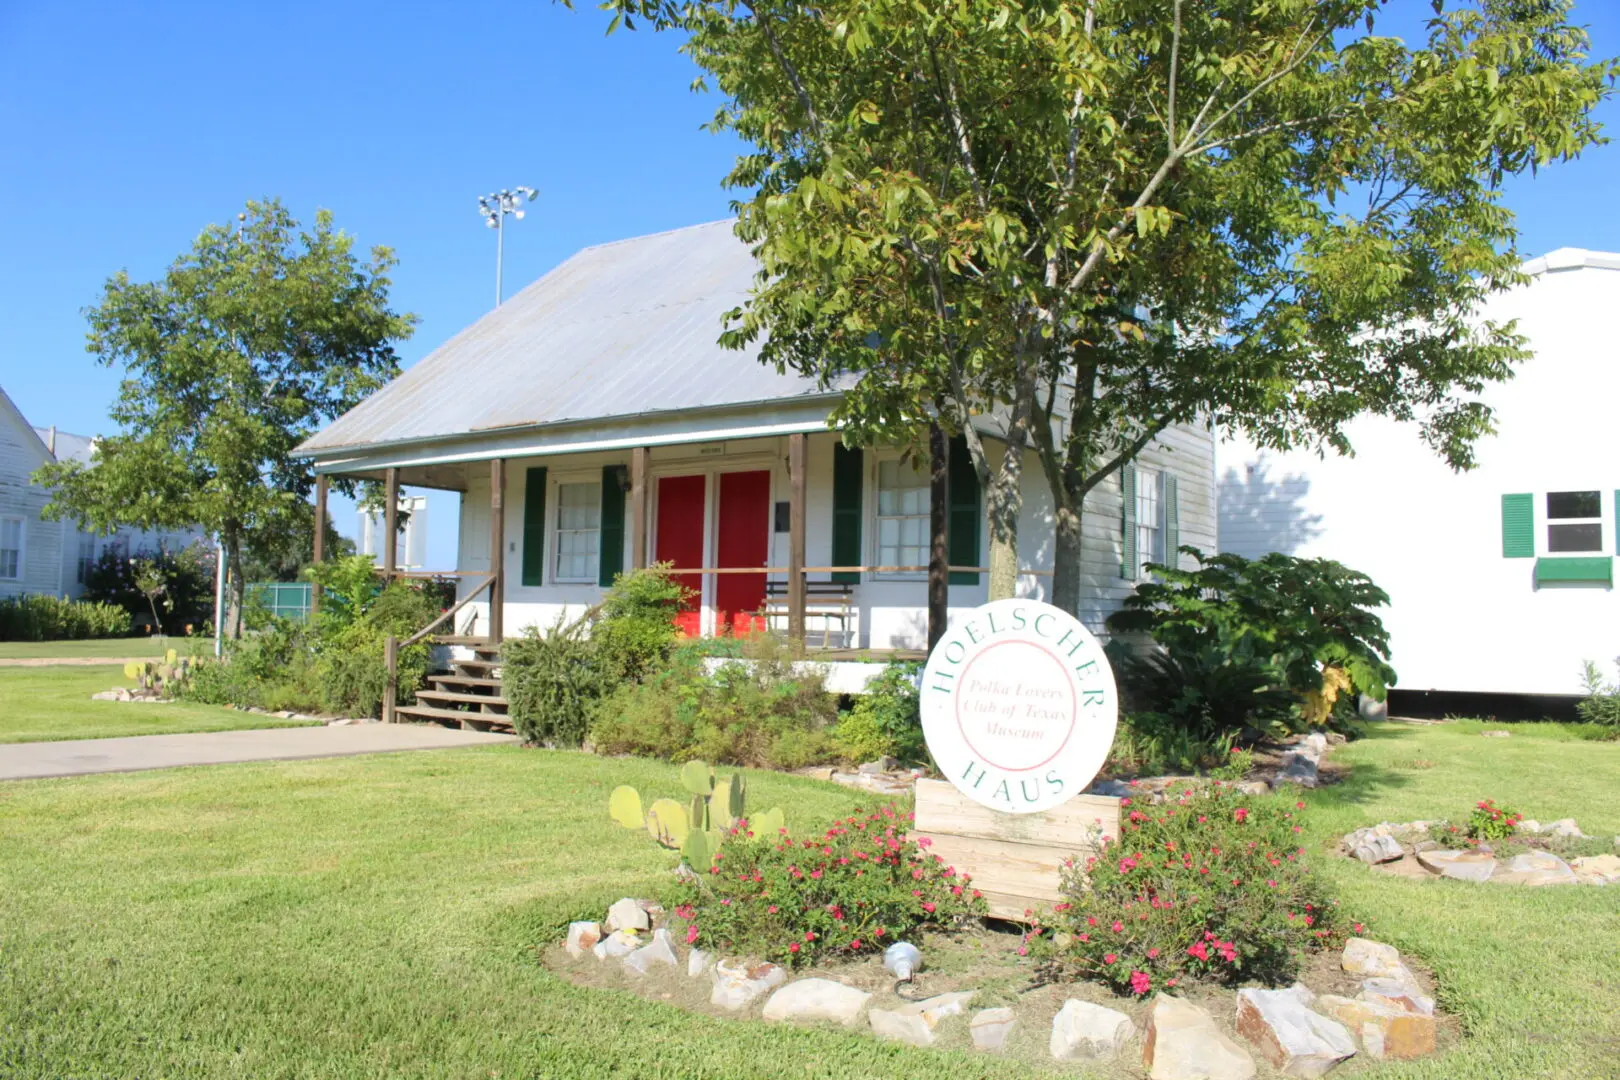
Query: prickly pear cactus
xmin=164 ymin=648 xmax=178 ymax=666
xmin=645 ymin=798 xmax=690 ymax=849
xmin=122 ymin=661 xmax=142 ymax=681
xmin=689 ymin=792 xmax=708 ymax=833
xmin=680 ymin=828 xmax=712 ymax=870
xmin=723 ymin=775 xmax=745 ymax=828
xmin=752 ymin=807 xmax=786 ymax=839
xmin=680 ymin=760 xmax=714 ymax=797
xmin=608 ymin=786 xmax=644 ymax=829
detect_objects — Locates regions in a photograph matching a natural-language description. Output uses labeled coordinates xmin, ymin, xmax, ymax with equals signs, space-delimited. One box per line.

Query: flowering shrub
xmin=1467 ymin=798 xmax=1523 ymax=841
xmin=1046 ymin=784 xmax=1348 ymax=995
xmin=673 ymin=806 xmax=986 ymax=968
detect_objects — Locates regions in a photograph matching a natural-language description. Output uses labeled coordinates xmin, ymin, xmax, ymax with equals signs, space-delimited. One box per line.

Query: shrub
xmin=82 ymin=543 xmax=214 ymax=633
xmin=673 ymin=806 xmax=986 ymax=968
xmin=1105 ymin=643 xmax=1295 ymax=744
xmin=0 ymin=594 xmax=132 ymax=640
xmin=833 ymin=662 xmax=925 ymax=766
xmin=591 ymin=564 xmax=691 ymax=683
xmin=1467 ymin=798 xmax=1524 ymax=841
xmin=1046 ymin=785 xmax=1346 ymax=995
xmin=1577 ymin=659 xmax=1620 ymax=727
xmin=504 ymin=617 xmax=611 ymax=746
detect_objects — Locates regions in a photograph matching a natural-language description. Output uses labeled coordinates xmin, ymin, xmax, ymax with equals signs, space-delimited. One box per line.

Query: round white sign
xmin=919 ymin=598 xmax=1118 ymax=815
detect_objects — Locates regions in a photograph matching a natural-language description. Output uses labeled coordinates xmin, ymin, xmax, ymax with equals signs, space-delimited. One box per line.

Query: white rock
xmin=1359 ymin=978 xmax=1435 ymax=1016
xmin=1341 ymin=938 xmax=1406 ymax=979
xmin=1414 ymin=849 xmax=1497 ymax=882
xmin=868 ymin=991 xmax=976 ymax=1047
xmin=1302 ymin=733 xmax=1329 ymax=756
xmin=687 ymin=948 xmax=713 ymax=977
xmin=1143 ymin=994 xmax=1256 ymax=1080
xmin=1234 ymin=987 xmax=1356 ymax=1078
xmin=1571 ymin=854 xmax=1620 ymax=885
xmin=1049 ymin=998 xmax=1135 ymax=1061
xmin=623 ymin=929 xmax=679 ymax=975
xmin=565 ymin=921 xmax=601 ymax=959
xmin=1491 ymin=850 xmax=1577 ymax=887
xmin=1317 ymin=995 xmax=1436 ymax=1060
xmin=1545 ymin=818 xmax=1586 ymax=839
xmin=710 ymin=958 xmax=787 ymax=1011
xmin=605 ymin=897 xmax=651 ymax=933
xmin=761 ymin=978 xmax=871 ymax=1025
xmin=1516 ymin=819 xmax=1543 ymax=834
xmin=591 ymin=929 xmax=640 ymax=960
xmin=971 ymin=1007 xmax=1017 ymax=1052
xmin=1347 ymin=832 xmax=1406 ymax=864
xmin=1272 ymin=750 xmax=1320 ymax=789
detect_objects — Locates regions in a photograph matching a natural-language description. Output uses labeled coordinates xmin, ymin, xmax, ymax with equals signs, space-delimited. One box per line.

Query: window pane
xmin=1548 ymin=522 xmax=1603 ymax=553
xmin=1547 ymin=491 xmax=1601 ymax=520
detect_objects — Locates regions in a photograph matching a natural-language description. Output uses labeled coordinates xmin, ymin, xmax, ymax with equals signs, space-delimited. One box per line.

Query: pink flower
xmin=789 ymin=942 xmax=800 ymax=953
xmin=849 ymin=939 xmax=862 ymax=949
xmin=922 ymin=901 xmax=937 ymax=913
xmin=916 ymin=837 xmax=932 ymax=849
xmin=1111 ymin=921 xmax=1124 ymax=933
xmin=685 ymin=925 xmax=700 ymax=945
xmin=1129 ymin=970 xmax=1152 ymax=995
xmin=1146 ymin=948 xmax=1159 ymax=959
xmin=1102 ymin=953 xmax=1117 ymax=965
xmin=768 ymin=905 xmax=778 ymax=914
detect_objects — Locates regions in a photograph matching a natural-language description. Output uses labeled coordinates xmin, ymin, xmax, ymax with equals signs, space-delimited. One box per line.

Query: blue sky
xmin=2 ymin=1 xmax=1618 ymax=569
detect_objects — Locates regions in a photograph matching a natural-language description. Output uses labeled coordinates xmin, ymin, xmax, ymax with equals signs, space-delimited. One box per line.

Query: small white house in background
xmin=1218 ymin=248 xmax=1620 ymax=701
xmin=296 ymin=221 xmax=1217 ymax=649
xmin=359 ymin=494 xmax=429 ymax=570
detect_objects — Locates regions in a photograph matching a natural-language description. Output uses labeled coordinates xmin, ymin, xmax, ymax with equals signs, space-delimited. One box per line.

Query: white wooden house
xmin=295 ymin=223 xmax=1217 ymax=681
xmin=1218 ymin=248 xmax=1620 ymax=702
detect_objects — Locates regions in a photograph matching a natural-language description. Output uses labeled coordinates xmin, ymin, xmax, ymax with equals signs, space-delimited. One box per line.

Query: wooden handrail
xmin=659 ymin=565 xmax=1055 ymax=577
xmin=384 ymin=573 xmax=497 ymax=723
xmin=403 ymin=573 xmax=497 ymax=647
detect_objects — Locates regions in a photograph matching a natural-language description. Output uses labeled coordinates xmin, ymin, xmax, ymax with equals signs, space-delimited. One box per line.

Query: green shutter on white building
xmin=1120 ymin=464 xmax=1136 ymax=579
xmin=1163 ymin=473 xmax=1179 ymax=570
xmin=1500 ymin=493 xmax=1533 ymax=559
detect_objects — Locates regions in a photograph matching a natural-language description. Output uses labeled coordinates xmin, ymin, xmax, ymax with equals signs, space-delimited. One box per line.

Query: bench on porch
xmin=762 ymin=580 xmax=855 ymax=648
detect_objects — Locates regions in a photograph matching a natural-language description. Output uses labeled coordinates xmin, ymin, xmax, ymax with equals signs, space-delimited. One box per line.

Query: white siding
xmin=0 ymin=398 xmax=64 ymax=600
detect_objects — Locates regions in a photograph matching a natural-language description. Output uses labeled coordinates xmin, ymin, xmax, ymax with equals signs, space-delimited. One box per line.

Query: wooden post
xmin=489 ymin=458 xmax=505 ymax=644
xmin=630 ymin=446 xmax=649 ymax=570
xmin=928 ymin=421 xmax=949 ymax=652
xmin=787 ymin=432 xmax=807 ymax=648
xmin=311 ymin=473 xmax=328 ymax=615
xmin=383 ymin=635 xmax=398 ymax=723
xmin=383 ymin=467 xmax=399 ymax=583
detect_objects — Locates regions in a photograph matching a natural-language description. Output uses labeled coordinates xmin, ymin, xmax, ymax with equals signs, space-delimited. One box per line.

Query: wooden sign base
xmin=911 ymin=778 xmax=1122 ymax=921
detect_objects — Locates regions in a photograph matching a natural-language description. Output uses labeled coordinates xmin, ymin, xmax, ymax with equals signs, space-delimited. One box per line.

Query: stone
xmin=1516 ymin=819 xmax=1543 ymax=835
xmin=1301 ymin=733 xmax=1329 ymax=756
xmin=1088 ymin=778 xmax=1132 ymax=798
xmin=565 ymin=921 xmax=601 ymax=959
xmin=1049 ymin=999 xmax=1135 ymax=1061
xmin=1415 ymin=849 xmax=1497 ymax=882
xmin=1545 ymin=818 xmax=1586 ymax=839
xmin=1480 ymin=730 xmax=1511 ymax=738
xmin=686 ymin=948 xmax=713 ymax=977
xmin=1316 ymin=996 xmax=1436 ymax=1060
xmin=1272 ymin=750 xmax=1320 ymax=789
xmin=1340 ymin=938 xmax=1407 ymax=980
xmin=1571 ymin=854 xmax=1620 ymax=885
xmin=591 ymin=930 xmax=640 ymax=961
xmin=710 ymin=958 xmax=787 ymax=1011
xmin=90 ymin=690 xmax=124 ymax=701
xmin=1347 ymin=832 xmax=1406 ymax=865
xmin=970 ymin=1007 xmax=1017 ymax=1052
xmin=1144 ymin=995 xmax=1256 ymax=1080
xmin=1234 ymin=987 xmax=1356 ymax=1078
xmin=857 ymin=756 xmax=899 ymax=775
xmin=1237 ymin=781 xmax=1272 ymax=796
xmin=623 ymin=929 xmax=679 ymax=975
xmin=762 ymin=978 xmax=871 ymax=1025
xmin=1359 ymin=978 xmax=1435 ymax=1017
xmin=868 ymin=991 xmax=976 ymax=1047
xmin=605 ymin=897 xmax=651 ymax=933
xmin=1491 ymin=850 xmax=1577 ymax=887
xmin=637 ymin=899 xmax=667 ymax=924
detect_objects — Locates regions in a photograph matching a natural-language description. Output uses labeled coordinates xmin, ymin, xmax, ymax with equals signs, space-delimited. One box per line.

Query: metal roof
xmin=297 ymin=220 xmax=839 ymax=456
xmin=32 ymin=426 xmax=95 ymax=465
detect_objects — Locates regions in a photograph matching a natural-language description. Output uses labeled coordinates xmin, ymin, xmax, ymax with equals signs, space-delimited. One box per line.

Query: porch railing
xmin=381 ymin=572 xmax=496 ymax=724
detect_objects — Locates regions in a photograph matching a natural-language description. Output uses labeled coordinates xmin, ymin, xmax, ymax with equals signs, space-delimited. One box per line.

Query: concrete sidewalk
xmin=0 ymin=723 xmax=519 ymax=781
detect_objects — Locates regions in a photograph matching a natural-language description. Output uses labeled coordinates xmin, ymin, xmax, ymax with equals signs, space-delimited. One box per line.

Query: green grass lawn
xmin=0 ymin=635 xmax=207 ymax=660
xmin=0 ymin=666 xmax=318 ymax=744
xmin=0 ymin=724 xmax=1616 ymax=1078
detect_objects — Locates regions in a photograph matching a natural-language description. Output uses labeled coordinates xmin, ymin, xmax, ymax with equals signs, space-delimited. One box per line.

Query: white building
xmin=296 ymin=221 xmax=1218 ymax=651
xmin=1218 ymin=248 xmax=1620 ymax=702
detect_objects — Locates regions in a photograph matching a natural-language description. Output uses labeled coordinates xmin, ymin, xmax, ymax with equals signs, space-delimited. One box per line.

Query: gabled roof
xmin=0 ymin=386 xmax=55 ymax=469
xmin=32 ymin=426 xmax=95 ymax=465
xmin=1521 ymin=247 xmax=1620 ymax=275
xmin=297 ymin=220 xmax=840 ymax=457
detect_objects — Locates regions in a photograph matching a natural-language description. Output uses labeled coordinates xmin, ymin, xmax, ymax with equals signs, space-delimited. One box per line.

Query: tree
xmin=36 ymin=200 xmax=416 ymax=635
xmin=598 ymin=0 xmax=1614 ymax=610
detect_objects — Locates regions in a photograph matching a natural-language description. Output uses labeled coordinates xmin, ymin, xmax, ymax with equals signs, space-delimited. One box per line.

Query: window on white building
xmin=1546 ymin=490 xmax=1603 ymax=553
xmin=554 ymin=482 xmax=601 ymax=583
xmin=875 ymin=457 xmax=929 ymax=575
xmin=1135 ymin=467 xmax=1166 ymax=573
xmin=77 ymin=535 xmax=97 ymax=584
xmin=0 ymin=517 xmax=23 ymax=580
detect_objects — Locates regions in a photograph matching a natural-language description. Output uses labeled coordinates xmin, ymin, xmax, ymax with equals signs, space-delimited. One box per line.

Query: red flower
xmin=1102 ymin=953 xmax=1117 ymax=965
xmin=1129 ymin=970 xmax=1152 ymax=995
xmin=789 ymin=942 xmax=800 ymax=953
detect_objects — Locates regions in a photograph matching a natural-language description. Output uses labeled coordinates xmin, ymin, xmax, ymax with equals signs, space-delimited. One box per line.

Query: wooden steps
xmin=393 ymin=638 xmax=514 ymax=733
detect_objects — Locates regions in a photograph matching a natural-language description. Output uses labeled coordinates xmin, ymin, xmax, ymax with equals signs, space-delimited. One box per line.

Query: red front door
xmin=656 ymin=474 xmax=706 ymax=637
xmin=715 ymin=470 xmax=771 ymax=636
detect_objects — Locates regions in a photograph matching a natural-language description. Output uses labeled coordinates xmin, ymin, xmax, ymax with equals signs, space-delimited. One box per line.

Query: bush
xmin=1107 ymin=548 xmax=1396 ymax=739
xmin=82 ymin=543 xmax=214 ymax=633
xmin=1105 ymin=713 xmax=1239 ymax=778
xmin=1467 ymin=798 xmax=1524 ymax=841
xmin=832 ymin=663 xmax=925 ymax=766
xmin=590 ymin=641 xmax=841 ymax=769
xmin=0 ymin=594 xmax=132 ymax=641
xmin=1577 ymin=659 xmax=1620 ymax=727
xmin=504 ymin=617 xmax=610 ymax=746
xmin=673 ymin=806 xmax=986 ymax=968
xmin=593 ymin=563 xmax=691 ymax=683
xmin=1045 ymin=785 xmax=1347 ymax=995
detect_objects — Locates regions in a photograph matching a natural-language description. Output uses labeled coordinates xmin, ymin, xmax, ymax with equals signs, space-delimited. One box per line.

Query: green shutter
xmin=1163 ymin=472 xmax=1179 ymax=571
xmin=521 ymin=467 xmax=548 ymax=587
xmin=1120 ymin=464 xmax=1137 ymax=578
xmin=831 ymin=444 xmax=863 ymax=584
xmin=947 ymin=435 xmax=980 ymax=585
xmin=1501 ymin=493 xmax=1533 ymax=559
xmin=598 ymin=466 xmax=626 ymax=588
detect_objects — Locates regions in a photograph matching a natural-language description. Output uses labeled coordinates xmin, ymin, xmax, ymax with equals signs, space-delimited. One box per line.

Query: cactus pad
xmin=689 ymin=793 xmax=708 ymax=833
xmin=680 ymin=828 xmax=712 ymax=870
xmin=679 ymin=760 xmax=714 ymax=796
xmin=752 ymin=807 xmax=785 ymax=838
xmin=645 ymin=798 xmax=690 ymax=849
xmin=608 ymin=786 xmax=644 ymax=829
xmin=122 ymin=661 xmax=142 ymax=680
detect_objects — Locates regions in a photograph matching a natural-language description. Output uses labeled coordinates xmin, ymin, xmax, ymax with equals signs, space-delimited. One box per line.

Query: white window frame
xmin=0 ymin=515 xmax=26 ymax=581
xmin=1544 ymin=489 xmax=1604 ymax=555
xmin=1134 ymin=466 xmax=1166 ymax=580
xmin=870 ymin=453 xmax=930 ymax=580
xmin=551 ymin=474 xmax=602 ymax=585
xmin=76 ymin=534 xmax=97 ymax=585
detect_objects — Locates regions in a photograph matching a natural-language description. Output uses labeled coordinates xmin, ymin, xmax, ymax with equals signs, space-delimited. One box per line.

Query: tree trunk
xmin=226 ymin=539 xmax=246 ymax=640
xmin=927 ymin=420 xmax=950 ymax=651
xmin=1051 ymin=496 xmax=1083 ymax=617
xmin=986 ymin=441 xmax=1023 ymax=601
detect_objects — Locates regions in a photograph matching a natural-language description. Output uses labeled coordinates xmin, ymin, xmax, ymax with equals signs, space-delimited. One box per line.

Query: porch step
xmin=394 ymin=704 xmax=514 ymax=731
xmin=417 ymin=689 xmax=510 ymax=709
xmin=431 ymin=674 xmax=503 ymax=690
xmin=450 ymin=658 xmax=502 ymax=672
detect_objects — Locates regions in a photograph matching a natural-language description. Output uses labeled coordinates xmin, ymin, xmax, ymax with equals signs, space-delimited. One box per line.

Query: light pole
xmin=478 ymin=187 xmax=537 ymax=307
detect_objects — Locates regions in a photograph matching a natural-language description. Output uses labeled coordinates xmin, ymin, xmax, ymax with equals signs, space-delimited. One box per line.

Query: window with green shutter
xmin=1120 ymin=464 xmax=1137 ymax=578
xmin=947 ymin=435 xmax=980 ymax=585
xmin=831 ymin=444 xmax=863 ymax=584
xmin=1163 ymin=473 xmax=1180 ymax=570
xmin=598 ymin=466 xmax=626 ymax=587
xmin=521 ymin=467 xmax=548 ymax=586
xmin=1500 ymin=493 xmax=1533 ymax=559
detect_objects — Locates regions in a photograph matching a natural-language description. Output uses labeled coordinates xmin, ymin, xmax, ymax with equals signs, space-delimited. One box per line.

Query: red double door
xmin=655 ymin=470 xmax=771 ymax=637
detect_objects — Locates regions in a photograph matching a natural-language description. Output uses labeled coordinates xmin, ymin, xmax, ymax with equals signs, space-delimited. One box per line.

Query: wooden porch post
xmin=788 ymin=432 xmax=807 ymax=647
xmin=489 ymin=458 xmax=505 ymax=644
xmin=630 ymin=446 xmax=649 ymax=570
xmin=928 ymin=421 xmax=950 ymax=652
xmin=382 ymin=467 xmax=399 ymax=582
xmin=311 ymin=473 xmax=328 ymax=615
